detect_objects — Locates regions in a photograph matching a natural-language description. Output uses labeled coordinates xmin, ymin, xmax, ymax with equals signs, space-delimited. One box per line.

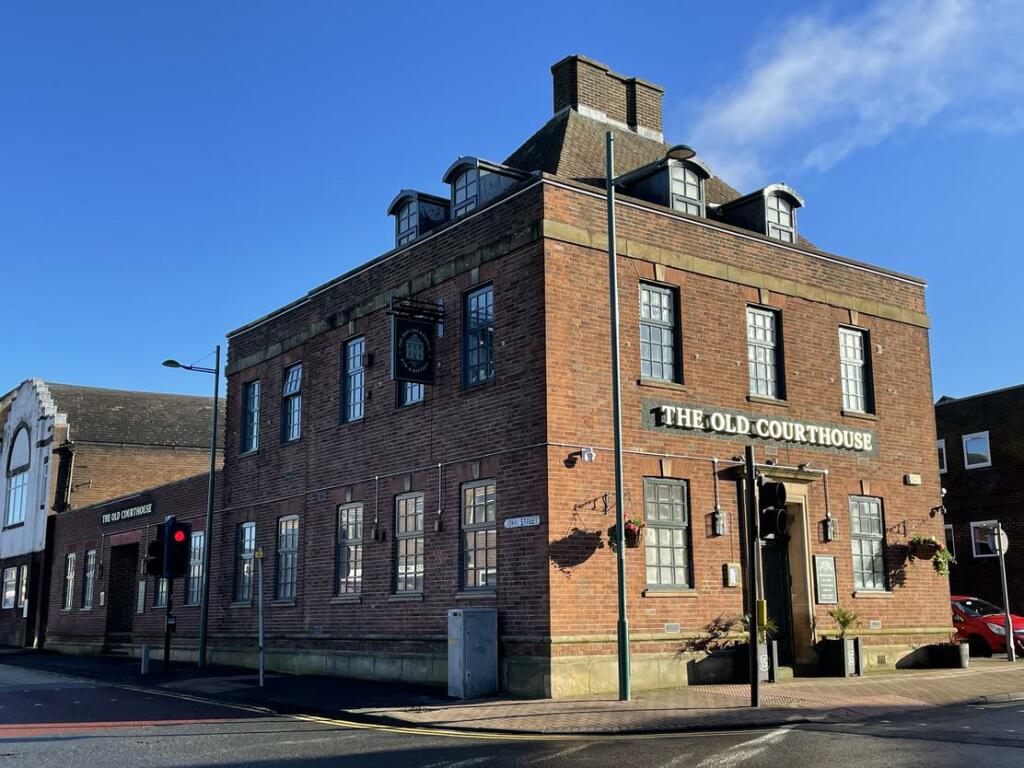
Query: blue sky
xmin=2 ymin=1 xmax=1022 ymax=399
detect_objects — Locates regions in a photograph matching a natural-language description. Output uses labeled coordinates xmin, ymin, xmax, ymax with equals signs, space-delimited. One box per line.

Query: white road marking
xmin=695 ymin=728 xmax=789 ymax=768
xmin=527 ymin=743 xmax=593 ymax=764
xmin=421 ymin=758 xmax=490 ymax=768
xmin=657 ymin=752 xmax=693 ymax=768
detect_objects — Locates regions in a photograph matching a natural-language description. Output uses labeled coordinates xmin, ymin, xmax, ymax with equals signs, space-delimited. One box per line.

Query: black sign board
xmin=391 ymin=316 xmax=435 ymax=385
xmin=814 ymin=555 xmax=838 ymax=604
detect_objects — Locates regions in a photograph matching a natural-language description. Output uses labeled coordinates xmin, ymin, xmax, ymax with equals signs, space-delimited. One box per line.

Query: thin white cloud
xmin=686 ymin=0 xmax=1024 ymax=189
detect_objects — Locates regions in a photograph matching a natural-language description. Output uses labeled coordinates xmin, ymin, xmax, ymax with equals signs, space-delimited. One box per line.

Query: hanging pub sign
xmin=391 ymin=315 xmax=436 ymax=385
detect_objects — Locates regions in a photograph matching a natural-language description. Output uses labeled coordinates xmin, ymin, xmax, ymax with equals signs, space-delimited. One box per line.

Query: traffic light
xmin=144 ymin=537 xmax=164 ymax=577
xmin=165 ymin=519 xmax=192 ymax=579
xmin=758 ymin=481 xmax=788 ymax=538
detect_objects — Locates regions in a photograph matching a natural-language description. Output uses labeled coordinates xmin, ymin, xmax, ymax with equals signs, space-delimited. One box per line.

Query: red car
xmin=951 ymin=595 xmax=1024 ymax=656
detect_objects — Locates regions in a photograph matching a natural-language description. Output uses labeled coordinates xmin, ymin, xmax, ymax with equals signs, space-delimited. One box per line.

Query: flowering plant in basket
xmin=608 ymin=516 xmax=647 ymax=550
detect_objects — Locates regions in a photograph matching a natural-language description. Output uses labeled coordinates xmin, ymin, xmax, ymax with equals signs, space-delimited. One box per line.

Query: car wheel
xmin=968 ymin=635 xmax=992 ymax=658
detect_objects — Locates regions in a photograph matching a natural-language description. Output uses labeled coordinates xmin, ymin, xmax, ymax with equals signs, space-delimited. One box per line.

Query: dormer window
xmin=453 ymin=168 xmax=479 ymax=218
xmin=618 ymin=157 xmax=710 ymax=218
xmin=443 ymin=157 xmax=530 ymax=221
xmin=387 ymin=190 xmax=451 ymax=247
xmin=397 ymin=201 xmax=418 ymax=245
xmin=670 ymin=164 xmax=703 ymax=216
xmin=713 ymin=183 xmax=804 ymax=244
xmin=767 ymin=195 xmax=795 ymax=243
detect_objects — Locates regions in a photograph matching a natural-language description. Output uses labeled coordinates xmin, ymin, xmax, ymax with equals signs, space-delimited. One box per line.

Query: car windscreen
xmin=955 ymin=598 xmax=1003 ymax=617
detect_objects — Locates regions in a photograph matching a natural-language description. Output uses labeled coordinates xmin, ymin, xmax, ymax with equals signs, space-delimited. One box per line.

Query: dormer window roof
xmin=442 ymin=157 xmax=531 ymax=219
xmin=713 ymin=183 xmax=805 ymax=243
xmin=616 ymin=156 xmax=712 ymax=217
xmin=386 ymin=190 xmax=450 ymax=248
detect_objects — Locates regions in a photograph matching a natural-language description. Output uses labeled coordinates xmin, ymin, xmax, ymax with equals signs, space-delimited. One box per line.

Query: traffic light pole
xmin=744 ymin=445 xmax=760 ymax=708
xmin=163 ymin=577 xmax=174 ymax=674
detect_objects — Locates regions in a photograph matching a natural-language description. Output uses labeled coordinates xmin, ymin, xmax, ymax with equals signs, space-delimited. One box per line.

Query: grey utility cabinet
xmin=447 ymin=608 xmax=498 ymax=698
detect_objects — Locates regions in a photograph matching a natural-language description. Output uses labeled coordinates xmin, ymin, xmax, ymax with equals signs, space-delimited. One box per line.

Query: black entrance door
xmin=105 ymin=544 xmax=138 ymax=637
xmin=761 ymin=535 xmax=795 ymax=665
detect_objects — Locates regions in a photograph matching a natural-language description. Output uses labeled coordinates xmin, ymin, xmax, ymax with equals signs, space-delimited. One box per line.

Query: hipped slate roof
xmin=504 ymin=109 xmax=743 ymax=205
xmin=44 ymin=383 xmax=225 ymax=449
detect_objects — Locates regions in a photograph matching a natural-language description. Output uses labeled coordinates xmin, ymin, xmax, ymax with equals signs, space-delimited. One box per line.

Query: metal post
xmin=198 ymin=344 xmax=220 ymax=667
xmin=257 ymin=549 xmax=265 ymax=687
xmin=995 ymin=523 xmax=1016 ymax=663
xmin=744 ymin=445 xmax=760 ymax=707
xmin=163 ymin=577 xmax=174 ymax=674
xmin=141 ymin=644 xmax=150 ymax=676
xmin=606 ymin=130 xmax=631 ymax=702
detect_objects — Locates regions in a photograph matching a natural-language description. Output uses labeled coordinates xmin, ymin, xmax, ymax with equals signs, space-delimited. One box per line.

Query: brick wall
xmin=541 ymin=181 xmax=950 ymax=663
xmin=46 ymin=473 xmax=212 ymax=652
xmin=937 ymin=387 xmax=1024 ymax=614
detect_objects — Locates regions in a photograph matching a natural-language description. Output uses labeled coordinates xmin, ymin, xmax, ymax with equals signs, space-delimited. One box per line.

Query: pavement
xmin=2 ymin=647 xmax=1023 ymax=735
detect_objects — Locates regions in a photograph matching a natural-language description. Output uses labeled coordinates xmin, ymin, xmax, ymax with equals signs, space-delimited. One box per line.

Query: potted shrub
xmin=819 ymin=606 xmax=862 ymax=677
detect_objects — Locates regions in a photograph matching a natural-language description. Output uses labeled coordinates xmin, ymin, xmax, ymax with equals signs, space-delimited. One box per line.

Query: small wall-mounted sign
xmin=723 ymin=562 xmax=741 ymax=587
xmin=814 ymin=555 xmax=838 ymax=604
xmin=664 ymin=623 xmax=681 ymax=634
xmin=868 ymin=619 xmax=882 ymax=630
xmin=503 ymin=515 xmax=541 ymax=530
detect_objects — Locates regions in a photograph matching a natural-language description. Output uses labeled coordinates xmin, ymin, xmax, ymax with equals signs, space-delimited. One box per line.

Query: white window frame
xmin=1 ymin=568 xmax=15 ymax=609
xmin=746 ymin=306 xmax=782 ymax=399
xmin=241 ymin=379 xmax=260 ymax=453
xmin=838 ymin=326 xmax=871 ymax=413
xmin=5 ymin=471 xmax=28 ymax=528
xmin=276 ymin=515 xmax=299 ymax=601
xmin=970 ymin=519 xmax=1000 ymax=558
xmin=397 ymin=200 xmax=418 ymax=245
xmin=461 ymin=479 xmax=497 ymax=591
xmin=186 ymin=531 xmax=205 ymax=606
xmin=937 ymin=439 xmax=947 ymax=474
xmin=962 ymin=431 xmax=992 ymax=469
xmin=335 ymin=503 xmax=363 ymax=595
xmin=944 ymin=524 xmax=956 ymax=559
xmin=81 ymin=550 xmax=96 ymax=609
xmin=63 ymin=553 xmax=76 ymax=611
xmin=17 ymin=565 xmax=28 ymax=609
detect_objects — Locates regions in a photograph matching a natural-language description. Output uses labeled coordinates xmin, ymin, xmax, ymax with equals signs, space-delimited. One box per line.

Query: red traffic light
xmin=173 ymin=529 xmax=186 ymax=543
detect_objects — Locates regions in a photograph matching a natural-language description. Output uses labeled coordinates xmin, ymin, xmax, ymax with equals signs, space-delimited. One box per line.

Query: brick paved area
xmin=350 ymin=660 xmax=1024 ymax=733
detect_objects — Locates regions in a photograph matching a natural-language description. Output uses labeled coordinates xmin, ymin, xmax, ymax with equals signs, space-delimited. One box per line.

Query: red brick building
xmin=45 ymin=55 xmax=950 ymax=696
xmin=936 ymin=385 xmax=1024 ymax=651
xmin=44 ymin=473 xmax=217 ymax=656
xmin=0 ymin=380 xmax=222 ymax=648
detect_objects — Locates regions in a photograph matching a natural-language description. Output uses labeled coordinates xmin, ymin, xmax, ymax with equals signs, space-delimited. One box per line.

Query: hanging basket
xmin=608 ymin=522 xmax=646 ymax=550
xmin=625 ymin=525 xmax=645 ymax=549
xmin=911 ymin=540 xmax=940 ymax=560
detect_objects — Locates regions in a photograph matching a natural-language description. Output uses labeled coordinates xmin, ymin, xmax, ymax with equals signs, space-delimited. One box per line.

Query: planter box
xmin=929 ymin=643 xmax=969 ymax=669
xmin=819 ymin=637 xmax=862 ymax=677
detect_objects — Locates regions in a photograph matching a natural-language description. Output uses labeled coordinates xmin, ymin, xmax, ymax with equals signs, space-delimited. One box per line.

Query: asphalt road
xmin=2 ymin=663 xmax=1023 ymax=768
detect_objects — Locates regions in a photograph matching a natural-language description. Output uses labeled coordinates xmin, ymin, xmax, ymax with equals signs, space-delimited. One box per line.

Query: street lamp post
xmin=605 ymin=132 xmax=695 ymax=702
xmin=163 ymin=345 xmax=221 ymax=667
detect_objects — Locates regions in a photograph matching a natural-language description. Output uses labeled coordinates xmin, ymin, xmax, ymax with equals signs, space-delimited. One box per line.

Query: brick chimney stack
xmin=551 ymin=55 xmax=664 ymax=140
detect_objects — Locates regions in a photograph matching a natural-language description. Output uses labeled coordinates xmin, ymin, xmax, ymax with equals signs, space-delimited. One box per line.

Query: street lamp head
xmin=665 ymin=144 xmax=696 ymax=162
xmin=162 ymin=359 xmax=183 ymax=369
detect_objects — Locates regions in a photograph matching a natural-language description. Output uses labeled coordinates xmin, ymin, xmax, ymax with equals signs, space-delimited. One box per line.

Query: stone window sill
xmin=455 ymin=590 xmax=496 ymax=600
xmin=271 ymin=599 xmax=297 ymax=607
xmin=238 ymin=449 xmax=259 ymax=459
xmin=747 ymin=395 xmax=788 ymax=408
xmin=636 ymin=378 xmax=687 ymax=394
xmin=388 ymin=592 xmax=424 ymax=602
xmin=853 ymin=590 xmax=893 ymax=599
xmin=331 ymin=594 xmax=362 ymax=604
xmin=842 ymin=410 xmax=879 ymax=422
xmin=230 ymin=601 xmax=253 ymax=609
xmin=642 ymin=588 xmax=699 ymax=598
